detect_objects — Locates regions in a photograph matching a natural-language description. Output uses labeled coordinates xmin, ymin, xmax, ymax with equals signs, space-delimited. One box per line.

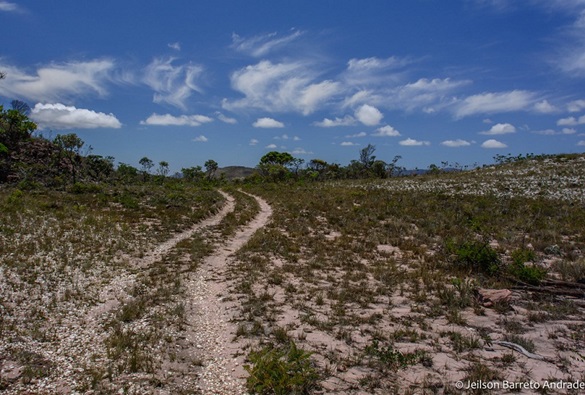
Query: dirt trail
xmin=88 ymin=191 xmax=236 ymax=320
xmin=185 ymin=192 xmax=272 ymax=394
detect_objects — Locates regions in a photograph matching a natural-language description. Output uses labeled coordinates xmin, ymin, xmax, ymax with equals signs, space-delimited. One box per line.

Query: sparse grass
xmin=244 ymin=341 xmax=319 ymax=395
xmin=3 ymin=154 xmax=585 ymax=393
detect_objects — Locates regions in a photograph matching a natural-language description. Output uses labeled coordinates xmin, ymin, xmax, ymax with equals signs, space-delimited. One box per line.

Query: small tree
xmin=204 ymin=159 xmax=218 ymax=180
xmin=139 ymin=156 xmax=154 ymax=181
xmin=157 ymin=161 xmax=169 ymax=177
xmin=117 ymin=163 xmax=138 ymax=183
xmin=54 ymin=133 xmax=85 ymax=184
xmin=258 ymin=151 xmax=295 ymax=182
xmin=85 ymin=155 xmax=114 ymax=181
xmin=182 ymin=166 xmax=205 ymax=182
xmin=359 ymin=144 xmax=376 ymax=169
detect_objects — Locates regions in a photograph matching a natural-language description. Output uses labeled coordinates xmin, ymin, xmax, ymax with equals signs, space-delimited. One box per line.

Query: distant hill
xmin=217 ymin=166 xmax=256 ymax=180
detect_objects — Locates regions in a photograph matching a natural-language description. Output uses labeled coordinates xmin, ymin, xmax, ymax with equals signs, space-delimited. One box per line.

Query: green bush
xmin=508 ymin=262 xmax=546 ymax=285
xmin=508 ymin=248 xmax=546 ymax=284
xmin=245 ymin=341 xmax=319 ymax=395
xmin=364 ymin=339 xmax=430 ymax=370
xmin=447 ymin=239 xmax=500 ymax=275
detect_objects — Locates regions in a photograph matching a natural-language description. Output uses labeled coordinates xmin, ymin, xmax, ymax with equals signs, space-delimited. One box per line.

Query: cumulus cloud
xmin=215 ymin=112 xmax=237 ymax=124
xmin=143 ymin=57 xmax=204 ymax=110
xmin=441 ymin=139 xmax=472 ymax=147
xmin=578 ymin=140 xmax=585 ymax=146
xmin=249 ymin=139 xmax=259 ymax=146
xmin=313 ymin=116 xmax=356 ymax=127
xmin=568 ymin=99 xmax=585 ymax=112
xmin=534 ymin=100 xmax=558 ymax=113
xmin=480 ymin=122 xmax=516 ymax=135
xmin=481 ymin=139 xmax=508 ymax=148
xmin=31 ymin=103 xmax=121 ymax=130
xmin=223 ymin=60 xmax=341 ymax=115
xmin=399 ymin=138 xmax=430 ymax=146
xmin=231 ymin=30 xmax=304 ymax=57
xmin=453 ymin=90 xmax=536 ymax=118
xmin=340 ymin=141 xmax=358 ymax=146
xmin=265 ymin=143 xmax=278 ymax=149
xmin=0 ymin=59 xmax=115 ymax=102
xmin=372 ymin=125 xmax=401 ymax=137
xmin=140 ymin=113 xmax=213 ymax=126
xmin=345 ymin=132 xmax=367 ymax=138
xmin=253 ymin=117 xmax=284 ymax=128
xmin=557 ymin=115 xmax=585 ymax=125
xmin=192 ymin=135 xmax=208 ymax=142
xmin=355 ymin=104 xmax=383 ymax=126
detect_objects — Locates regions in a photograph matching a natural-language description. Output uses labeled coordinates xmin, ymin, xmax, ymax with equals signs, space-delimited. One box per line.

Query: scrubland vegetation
xmin=2 ymin=102 xmax=585 ymax=393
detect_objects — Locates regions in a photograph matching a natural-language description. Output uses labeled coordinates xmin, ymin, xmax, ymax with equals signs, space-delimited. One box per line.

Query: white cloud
xmin=291 ymin=147 xmax=313 ymax=155
xmin=343 ymin=56 xmax=410 ymax=86
xmin=253 ymin=117 xmax=284 ymax=128
xmin=568 ymin=99 xmax=585 ymax=112
xmin=265 ymin=143 xmax=278 ymax=149
xmin=397 ymin=78 xmax=470 ymax=112
xmin=168 ymin=42 xmax=181 ymax=51
xmin=31 ymin=103 xmax=121 ymax=130
xmin=480 ymin=122 xmax=516 ymax=135
xmin=192 ymin=135 xmax=208 ymax=142
xmin=347 ymin=56 xmax=409 ymax=71
xmin=298 ymin=80 xmax=341 ymax=115
xmin=143 ymin=57 xmax=204 ymax=110
xmin=293 ymin=136 xmax=301 ymax=141
xmin=313 ymin=116 xmax=356 ymax=127
xmin=578 ymin=140 xmax=585 ymax=146
xmin=274 ymin=134 xmax=289 ymax=140
xmin=481 ymin=139 xmax=508 ymax=148
xmin=249 ymin=139 xmax=259 ymax=146
xmin=0 ymin=59 xmax=115 ymax=102
xmin=345 ymin=132 xmax=367 ymax=138
xmin=340 ymin=141 xmax=358 ymax=146
xmin=372 ymin=125 xmax=401 ymax=137
xmin=399 ymin=138 xmax=430 ymax=146
xmin=0 ymin=1 xmax=19 ymax=12
xmin=441 ymin=139 xmax=472 ymax=147
xmin=533 ymin=127 xmax=577 ymax=135
xmin=140 ymin=113 xmax=213 ymax=126
xmin=534 ymin=100 xmax=558 ymax=113
xmin=557 ymin=115 xmax=585 ymax=125
xmin=231 ymin=30 xmax=303 ymax=57
xmin=215 ymin=112 xmax=237 ymax=124
xmin=223 ymin=60 xmax=340 ymax=115
xmin=532 ymin=129 xmax=557 ymax=135
xmin=355 ymin=104 xmax=383 ymax=126
xmin=453 ymin=90 xmax=536 ymax=118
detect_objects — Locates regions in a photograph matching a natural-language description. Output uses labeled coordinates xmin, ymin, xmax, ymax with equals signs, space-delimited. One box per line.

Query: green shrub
xmin=508 ymin=262 xmax=546 ymax=285
xmin=364 ymin=339 xmax=429 ymax=370
xmin=6 ymin=189 xmax=24 ymax=205
xmin=117 ymin=193 xmax=139 ymax=209
xmin=507 ymin=247 xmax=546 ymax=284
xmin=511 ymin=248 xmax=536 ymax=266
xmin=69 ymin=182 xmax=103 ymax=194
xmin=447 ymin=239 xmax=500 ymax=275
xmin=245 ymin=341 xmax=319 ymax=395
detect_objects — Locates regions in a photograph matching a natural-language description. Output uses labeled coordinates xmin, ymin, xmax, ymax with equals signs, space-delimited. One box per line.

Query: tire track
xmin=185 ymin=192 xmax=272 ymax=394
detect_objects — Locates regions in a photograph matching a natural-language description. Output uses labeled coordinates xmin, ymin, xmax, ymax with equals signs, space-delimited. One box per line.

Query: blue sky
xmin=1 ymin=0 xmax=585 ymax=171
